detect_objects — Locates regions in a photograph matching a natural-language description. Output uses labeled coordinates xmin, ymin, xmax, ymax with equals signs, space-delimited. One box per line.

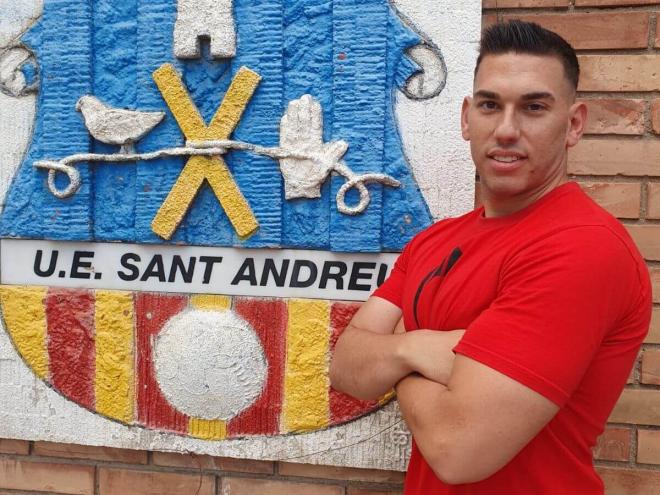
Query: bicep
xmin=443 ymin=354 xmax=559 ymax=480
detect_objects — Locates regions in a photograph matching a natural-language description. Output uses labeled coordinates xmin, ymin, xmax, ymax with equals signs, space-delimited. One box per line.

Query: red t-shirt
xmin=374 ymin=182 xmax=651 ymax=494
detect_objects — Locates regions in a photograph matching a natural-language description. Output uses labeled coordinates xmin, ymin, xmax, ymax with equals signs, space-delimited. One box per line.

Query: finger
xmin=325 ymin=140 xmax=348 ymax=160
xmin=309 ymin=96 xmax=323 ymax=145
xmin=297 ymin=95 xmax=315 ymax=144
xmin=280 ymin=114 xmax=294 ymax=146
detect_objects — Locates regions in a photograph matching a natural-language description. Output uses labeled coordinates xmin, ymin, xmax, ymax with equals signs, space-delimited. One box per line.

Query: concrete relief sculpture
xmin=0 ymin=0 xmax=479 ymax=470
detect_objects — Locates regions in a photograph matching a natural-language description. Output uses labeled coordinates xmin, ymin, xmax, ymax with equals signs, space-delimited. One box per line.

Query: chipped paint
xmin=188 ymin=293 xmax=232 ymax=438
xmin=153 ymin=309 xmax=268 ymax=420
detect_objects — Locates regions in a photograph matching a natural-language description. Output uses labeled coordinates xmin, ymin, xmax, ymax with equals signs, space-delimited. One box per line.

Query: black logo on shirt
xmin=413 ymin=247 xmax=463 ymax=327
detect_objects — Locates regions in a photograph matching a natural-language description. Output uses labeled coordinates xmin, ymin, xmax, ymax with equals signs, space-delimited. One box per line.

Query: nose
xmin=493 ymin=107 xmax=520 ymax=143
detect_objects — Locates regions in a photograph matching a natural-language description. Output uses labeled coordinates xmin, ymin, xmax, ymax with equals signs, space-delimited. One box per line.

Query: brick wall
xmin=1 ymin=1 xmax=659 ymax=494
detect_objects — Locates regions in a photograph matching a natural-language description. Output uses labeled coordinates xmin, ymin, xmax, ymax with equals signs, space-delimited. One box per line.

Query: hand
xmin=279 ymin=94 xmax=348 ymax=199
xmin=400 ymin=329 xmax=465 ymax=385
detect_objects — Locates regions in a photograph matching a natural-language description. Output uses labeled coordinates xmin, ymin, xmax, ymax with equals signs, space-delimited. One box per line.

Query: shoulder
xmin=403 ymin=208 xmax=481 ymax=252
xmin=517 ymin=183 xmax=646 ymax=276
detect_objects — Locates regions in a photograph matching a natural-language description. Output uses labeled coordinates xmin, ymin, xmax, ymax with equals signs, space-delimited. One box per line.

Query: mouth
xmin=486 ymin=152 xmax=527 ymax=170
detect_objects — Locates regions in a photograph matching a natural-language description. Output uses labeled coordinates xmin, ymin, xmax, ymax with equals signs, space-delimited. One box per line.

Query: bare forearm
xmin=330 ymin=326 xmax=411 ymax=400
xmin=395 ymin=374 xmax=465 ymax=484
xmin=395 ymin=356 xmax=559 ymax=485
xmin=331 ymin=327 xmax=465 ymax=400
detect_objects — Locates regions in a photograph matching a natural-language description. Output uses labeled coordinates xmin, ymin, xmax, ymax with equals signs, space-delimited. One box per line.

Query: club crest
xmin=0 ymin=0 xmax=478 ymax=461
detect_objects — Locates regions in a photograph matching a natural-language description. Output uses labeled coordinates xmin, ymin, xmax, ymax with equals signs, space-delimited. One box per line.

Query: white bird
xmin=76 ymin=95 xmax=165 ymax=154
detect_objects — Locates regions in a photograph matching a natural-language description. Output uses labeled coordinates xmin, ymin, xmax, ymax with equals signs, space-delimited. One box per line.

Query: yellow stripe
xmin=150 ymin=156 xmax=209 ymax=239
xmin=204 ymin=158 xmax=260 ymax=238
xmin=152 ymin=63 xmax=207 ymax=139
xmin=94 ymin=291 xmax=134 ymax=423
xmin=150 ymin=63 xmax=260 ymax=240
xmin=188 ymin=417 xmax=227 ymax=440
xmin=188 ymin=294 xmax=232 ymax=439
xmin=206 ymin=67 xmax=261 ymax=139
xmin=283 ymin=299 xmax=330 ymax=432
xmin=0 ymin=286 xmax=48 ymax=379
xmin=191 ymin=294 xmax=231 ymax=311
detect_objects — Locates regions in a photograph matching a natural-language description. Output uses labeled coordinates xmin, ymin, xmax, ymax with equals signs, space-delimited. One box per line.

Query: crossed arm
xmin=329 ymin=296 xmax=558 ymax=485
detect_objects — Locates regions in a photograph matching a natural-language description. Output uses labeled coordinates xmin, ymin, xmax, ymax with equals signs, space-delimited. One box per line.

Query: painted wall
xmin=0 ymin=0 xmax=480 ymax=472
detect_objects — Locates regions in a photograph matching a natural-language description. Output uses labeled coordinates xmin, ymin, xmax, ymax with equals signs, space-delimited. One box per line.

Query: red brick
xmin=279 ymin=462 xmax=405 ymax=483
xmin=582 ymin=99 xmax=645 ymax=135
xmin=579 ymin=182 xmax=640 ymax=219
xmin=593 ymin=427 xmax=632 ymax=462
xmin=647 ymin=183 xmax=660 ymax=219
xmin=648 ymin=307 xmax=660 ymax=344
xmin=222 ymin=477 xmax=343 ymax=495
xmin=482 ymin=14 xmax=498 ymax=29
xmin=348 ymin=489 xmax=403 ymax=495
xmin=652 ymin=100 xmax=660 ymax=134
xmin=0 ymin=458 xmax=94 ymax=495
xmin=0 ymin=440 xmax=29 ymax=455
xmin=598 ymin=467 xmax=660 ymax=495
xmin=98 ymin=467 xmax=215 ymax=495
xmin=33 ymin=441 xmax=147 ymax=464
xmin=499 ymin=13 xmax=649 ymax=50
xmin=579 ymin=55 xmax=660 ymax=92
xmin=609 ymin=389 xmax=660 ymax=426
xmin=638 ymin=429 xmax=660 ymax=465
xmin=482 ymin=0 xmax=569 ymax=6
xmin=641 ymin=349 xmax=660 ymax=385
xmin=652 ymin=269 xmax=660 ymax=304
xmin=576 ymin=0 xmax=660 ymax=5
xmin=568 ymin=139 xmax=660 ymax=177
xmin=152 ymin=451 xmax=273 ymax=474
xmin=626 ymin=225 xmax=660 ymax=261
xmin=575 ymin=0 xmax=660 ymax=7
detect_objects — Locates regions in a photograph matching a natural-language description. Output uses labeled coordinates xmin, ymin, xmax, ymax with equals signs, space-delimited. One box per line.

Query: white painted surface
xmin=174 ymin=0 xmax=236 ymax=59
xmin=0 ymin=0 xmax=42 ymax=48
xmin=0 ymin=239 xmax=396 ymax=301
xmin=0 ymin=0 xmax=40 ymax=209
xmin=394 ymin=0 xmax=480 ymax=220
xmin=154 ymin=310 xmax=267 ymax=420
xmin=76 ymin=95 xmax=165 ymax=151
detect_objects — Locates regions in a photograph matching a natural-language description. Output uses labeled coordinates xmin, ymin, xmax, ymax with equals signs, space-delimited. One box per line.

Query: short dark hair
xmin=475 ymin=20 xmax=579 ymax=90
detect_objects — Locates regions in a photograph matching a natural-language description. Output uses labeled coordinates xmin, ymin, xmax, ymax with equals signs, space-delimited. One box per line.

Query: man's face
xmin=461 ymin=52 xmax=586 ymax=216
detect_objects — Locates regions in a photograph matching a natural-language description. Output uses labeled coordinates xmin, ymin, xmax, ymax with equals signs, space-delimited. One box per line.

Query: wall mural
xmin=0 ymin=0 xmax=479 ymax=469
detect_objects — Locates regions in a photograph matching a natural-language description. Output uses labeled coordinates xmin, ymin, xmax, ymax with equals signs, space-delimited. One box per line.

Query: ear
xmin=461 ymin=97 xmax=471 ymax=141
xmin=566 ymin=100 xmax=587 ymax=148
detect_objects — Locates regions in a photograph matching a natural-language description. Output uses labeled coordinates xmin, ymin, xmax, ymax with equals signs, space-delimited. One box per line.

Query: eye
xmin=478 ymin=100 xmax=499 ymax=112
xmin=526 ymin=102 xmax=546 ymax=112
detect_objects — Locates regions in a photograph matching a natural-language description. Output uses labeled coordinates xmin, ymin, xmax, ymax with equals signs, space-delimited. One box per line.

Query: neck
xmin=482 ymin=175 xmax=568 ymax=218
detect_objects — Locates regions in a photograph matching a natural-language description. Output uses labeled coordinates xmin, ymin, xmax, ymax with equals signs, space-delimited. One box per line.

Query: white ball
xmin=153 ymin=309 xmax=268 ymax=421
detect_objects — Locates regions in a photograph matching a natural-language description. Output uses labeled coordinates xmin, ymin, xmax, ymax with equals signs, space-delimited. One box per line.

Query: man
xmin=330 ymin=21 xmax=651 ymax=494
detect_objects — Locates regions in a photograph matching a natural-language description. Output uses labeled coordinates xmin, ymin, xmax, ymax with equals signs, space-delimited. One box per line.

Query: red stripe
xmin=136 ymin=292 xmax=189 ymax=432
xmin=228 ymin=298 xmax=287 ymax=436
xmin=46 ymin=289 xmax=95 ymax=410
xmin=329 ymin=302 xmax=379 ymax=424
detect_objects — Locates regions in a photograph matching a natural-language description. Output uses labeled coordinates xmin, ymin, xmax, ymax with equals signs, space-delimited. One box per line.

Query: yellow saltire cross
xmin=151 ymin=63 xmax=261 ymax=240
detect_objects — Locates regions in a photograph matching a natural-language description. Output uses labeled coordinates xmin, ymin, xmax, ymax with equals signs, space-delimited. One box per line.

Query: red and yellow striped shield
xmin=1 ymin=286 xmax=391 ymax=440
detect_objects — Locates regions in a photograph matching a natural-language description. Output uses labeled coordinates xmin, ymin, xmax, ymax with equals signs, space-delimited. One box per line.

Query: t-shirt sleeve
xmin=454 ymin=226 xmax=644 ymax=407
xmin=372 ymin=243 xmax=411 ymax=308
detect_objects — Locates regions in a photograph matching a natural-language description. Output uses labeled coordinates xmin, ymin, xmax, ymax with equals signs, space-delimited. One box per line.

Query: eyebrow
xmin=474 ymin=90 xmax=556 ymax=102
